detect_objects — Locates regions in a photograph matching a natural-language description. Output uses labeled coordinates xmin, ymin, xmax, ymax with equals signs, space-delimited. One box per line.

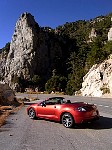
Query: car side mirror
xmin=41 ymin=101 xmax=46 ymax=107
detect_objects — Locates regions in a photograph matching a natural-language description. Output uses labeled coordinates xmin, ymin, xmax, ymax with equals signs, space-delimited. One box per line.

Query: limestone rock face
xmin=4 ymin=12 xmax=63 ymax=87
xmin=88 ymin=28 xmax=97 ymax=42
xmin=5 ymin=12 xmax=39 ymax=82
xmin=0 ymin=82 xmax=15 ymax=105
xmin=81 ymin=55 xmax=112 ymax=97
xmin=108 ymin=27 xmax=112 ymax=41
xmin=0 ymin=51 xmax=8 ymax=79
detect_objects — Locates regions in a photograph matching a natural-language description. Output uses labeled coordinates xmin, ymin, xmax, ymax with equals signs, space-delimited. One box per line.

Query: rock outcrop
xmin=3 ymin=12 xmax=64 ymax=88
xmin=108 ymin=27 xmax=112 ymax=41
xmin=81 ymin=55 xmax=112 ymax=97
xmin=5 ymin=13 xmax=39 ymax=82
xmin=0 ymin=50 xmax=8 ymax=79
xmin=88 ymin=28 xmax=97 ymax=42
xmin=0 ymin=82 xmax=15 ymax=105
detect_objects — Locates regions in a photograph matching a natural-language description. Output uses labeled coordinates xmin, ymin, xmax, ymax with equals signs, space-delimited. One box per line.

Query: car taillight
xmin=76 ymin=107 xmax=86 ymax=112
xmin=92 ymin=105 xmax=97 ymax=109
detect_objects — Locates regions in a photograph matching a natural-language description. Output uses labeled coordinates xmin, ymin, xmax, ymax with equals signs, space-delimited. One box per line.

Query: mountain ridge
xmin=0 ymin=12 xmax=112 ymax=96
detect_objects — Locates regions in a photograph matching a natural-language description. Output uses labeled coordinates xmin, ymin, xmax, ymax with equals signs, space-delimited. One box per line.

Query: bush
xmin=100 ymin=84 xmax=110 ymax=94
xmin=45 ymin=75 xmax=67 ymax=93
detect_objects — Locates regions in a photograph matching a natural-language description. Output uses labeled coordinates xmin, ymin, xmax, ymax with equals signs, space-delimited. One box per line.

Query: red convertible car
xmin=27 ymin=97 xmax=99 ymax=128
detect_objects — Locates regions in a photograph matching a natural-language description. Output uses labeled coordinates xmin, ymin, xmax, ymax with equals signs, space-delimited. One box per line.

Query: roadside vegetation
xmin=0 ymin=98 xmax=23 ymax=127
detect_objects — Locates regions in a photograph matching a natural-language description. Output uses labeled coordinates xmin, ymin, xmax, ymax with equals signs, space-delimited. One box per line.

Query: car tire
xmin=28 ymin=108 xmax=36 ymax=119
xmin=61 ymin=113 xmax=74 ymax=128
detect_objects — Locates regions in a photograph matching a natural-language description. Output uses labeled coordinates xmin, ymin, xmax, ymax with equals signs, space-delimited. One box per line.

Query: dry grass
xmin=0 ymin=99 xmax=24 ymax=127
xmin=0 ymin=109 xmax=10 ymax=127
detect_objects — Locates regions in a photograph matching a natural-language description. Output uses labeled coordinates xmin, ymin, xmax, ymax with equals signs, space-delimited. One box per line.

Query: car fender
xmin=58 ymin=107 xmax=75 ymax=122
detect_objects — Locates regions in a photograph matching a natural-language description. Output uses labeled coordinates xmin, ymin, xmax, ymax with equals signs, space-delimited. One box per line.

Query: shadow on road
xmin=30 ymin=115 xmax=112 ymax=130
xmin=75 ymin=116 xmax=112 ymax=130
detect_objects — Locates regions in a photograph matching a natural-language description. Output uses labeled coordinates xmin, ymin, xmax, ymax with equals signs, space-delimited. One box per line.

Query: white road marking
xmin=98 ymin=105 xmax=103 ymax=107
xmin=104 ymin=106 xmax=109 ymax=108
xmin=91 ymin=104 xmax=111 ymax=108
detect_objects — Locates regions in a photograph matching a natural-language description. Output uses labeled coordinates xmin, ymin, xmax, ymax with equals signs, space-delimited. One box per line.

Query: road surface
xmin=0 ymin=94 xmax=112 ymax=150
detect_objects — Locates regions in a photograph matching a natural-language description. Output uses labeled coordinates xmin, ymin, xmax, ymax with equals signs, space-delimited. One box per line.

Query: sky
xmin=0 ymin=0 xmax=112 ymax=49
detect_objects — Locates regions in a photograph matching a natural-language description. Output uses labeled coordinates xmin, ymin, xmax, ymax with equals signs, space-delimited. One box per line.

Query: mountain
xmin=1 ymin=12 xmax=72 ymax=91
xmin=0 ymin=12 xmax=112 ymax=96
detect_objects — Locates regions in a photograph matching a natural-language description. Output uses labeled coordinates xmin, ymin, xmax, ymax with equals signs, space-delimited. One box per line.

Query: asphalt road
xmin=0 ymin=94 xmax=112 ymax=150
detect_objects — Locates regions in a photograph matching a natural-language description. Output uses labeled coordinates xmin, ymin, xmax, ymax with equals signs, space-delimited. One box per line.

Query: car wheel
xmin=28 ymin=108 xmax=36 ymax=119
xmin=61 ymin=113 xmax=74 ymax=128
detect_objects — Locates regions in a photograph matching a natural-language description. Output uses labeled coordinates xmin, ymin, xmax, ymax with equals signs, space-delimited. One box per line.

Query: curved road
xmin=0 ymin=94 xmax=112 ymax=150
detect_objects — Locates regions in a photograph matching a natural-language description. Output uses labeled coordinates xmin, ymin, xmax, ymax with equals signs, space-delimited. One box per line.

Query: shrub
xmin=100 ymin=84 xmax=110 ymax=94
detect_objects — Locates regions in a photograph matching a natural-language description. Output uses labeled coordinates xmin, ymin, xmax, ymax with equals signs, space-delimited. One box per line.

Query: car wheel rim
xmin=29 ymin=109 xmax=35 ymax=119
xmin=62 ymin=114 xmax=73 ymax=128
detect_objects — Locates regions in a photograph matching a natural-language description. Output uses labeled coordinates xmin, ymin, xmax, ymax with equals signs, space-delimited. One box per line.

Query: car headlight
xmin=76 ymin=107 xmax=86 ymax=112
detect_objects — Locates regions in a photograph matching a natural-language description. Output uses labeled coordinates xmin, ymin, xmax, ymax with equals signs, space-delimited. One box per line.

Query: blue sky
xmin=0 ymin=0 xmax=112 ymax=49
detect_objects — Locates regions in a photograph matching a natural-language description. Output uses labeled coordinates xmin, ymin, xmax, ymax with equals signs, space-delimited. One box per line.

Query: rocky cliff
xmin=80 ymin=25 xmax=112 ymax=97
xmin=3 ymin=12 xmax=66 ymax=89
xmin=108 ymin=27 xmax=112 ymax=41
xmin=5 ymin=13 xmax=44 ymax=82
xmin=88 ymin=28 xmax=97 ymax=42
xmin=81 ymin=55 xmax=112 ymax=97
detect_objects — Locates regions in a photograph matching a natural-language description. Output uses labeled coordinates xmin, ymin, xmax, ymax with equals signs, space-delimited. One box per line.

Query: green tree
xmin=66 ymin=43 xmax=88 ymax=95
xmin=45 ymin=75 xmax=67 ymax=93
xmin=58 ymin=76 xmax=67 ymax=92
xmin=86 ymin=37 xmax=105 ymax=69
xmin=32 ymin=75 xmax=40 ymax=88
xmin=102 ymin=41 xmax=112 ymax=58
xmin=45 ymin=76 xmax=59 ymax=93
xmin=2 ymin=42 xmax=10 ymax=53
xmin=66 ymin=79 xmax=73 ymax=95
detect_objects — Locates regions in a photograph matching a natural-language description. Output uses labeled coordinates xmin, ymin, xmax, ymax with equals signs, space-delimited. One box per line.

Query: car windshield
xmin=39 ymin=97 xmax=72 ymax=106
xmin=42 ymin=97 xmax=71 ymax=105
xmin=46 ymin=97 xmax=63 ymax=105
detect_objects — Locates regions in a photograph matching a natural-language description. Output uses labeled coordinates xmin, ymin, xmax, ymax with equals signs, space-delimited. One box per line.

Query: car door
xmin=37 ymin=100 xmax=56 ymax=120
